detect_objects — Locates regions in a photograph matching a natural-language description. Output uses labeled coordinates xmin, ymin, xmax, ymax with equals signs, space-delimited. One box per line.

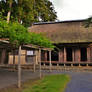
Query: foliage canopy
xmin=0 ymin=0 xmax=57 ymax=27
xmin=85 ymin=17 xmax=92 ymax=28
xmin=0 ymin=20 xmax=54 ymax=48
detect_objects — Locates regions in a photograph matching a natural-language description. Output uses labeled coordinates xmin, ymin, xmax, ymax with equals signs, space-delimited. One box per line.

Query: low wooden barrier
xmin=0 ymin=62 xmax=92 ymax=72
xmin=41 ymin=61 xmax=92 ymax=67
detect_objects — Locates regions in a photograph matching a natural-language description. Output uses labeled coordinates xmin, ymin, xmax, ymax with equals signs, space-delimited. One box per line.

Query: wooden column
xmin=75 ymin=48 xmax=80 ymax=62
xmin=72 ymin=48 xmax=75 ymax=62
xmin=59 ymin=49 xmax=64 ymax=62
xmin=78 ymin=49 xmax=81 ymax=62
xmin=77 ymin=48 xmax=81 ymax=62
xmin=39 ymin=49 xmax=41 ymax=79
xmin=13 ymin=50 xmax=15 ymax=64
xmin=0 ymin=49 xmax=6 ymax=64
xmin=34 ymin=50 xmax=38 ymax=64
xmin=33 ymin=55 xmax=36 ymax=72
xmin=49 ymin=50 xmax=52 ymax=72
xmin=64 ymin=47 xmax=66 ymax=62
xmin=90 ymin=48 xmax=92 ymax=62
xmin=87 ymin=47 xmax=90 ymax=62
xmin=18 ymin=46 xmax=21 ymax=88
xmin=44 ymin=51 xmax=47 ymax=61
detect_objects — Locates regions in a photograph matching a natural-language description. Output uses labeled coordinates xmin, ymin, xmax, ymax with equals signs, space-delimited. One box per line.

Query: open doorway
xmin=47 ymin=49 xmax=59 ymax=61
xmin=80 ymin=47 xmax=87 ymax=61
xmin=66 ymin=48 xmax=72 ymax=61
xmin=51 ymin=50 xmax=59 ymax=61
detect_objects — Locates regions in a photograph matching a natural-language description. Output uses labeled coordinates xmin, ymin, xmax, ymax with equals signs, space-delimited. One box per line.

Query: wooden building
xmin=8 ymin=45 xmax=51 ymax=65
xmin=29 ymin=20 xmax=92 ymax=66
xmin=0 ymin=40 xmax=51 ymax=65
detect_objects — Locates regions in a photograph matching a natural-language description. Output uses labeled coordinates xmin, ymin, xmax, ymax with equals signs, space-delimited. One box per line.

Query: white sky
xmin=50 ymin=0 xmax=92 ymax=21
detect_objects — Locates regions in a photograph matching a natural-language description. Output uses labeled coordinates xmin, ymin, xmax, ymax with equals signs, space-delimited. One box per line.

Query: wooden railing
xmin=41 ymin=61 xmax=92 ymax=67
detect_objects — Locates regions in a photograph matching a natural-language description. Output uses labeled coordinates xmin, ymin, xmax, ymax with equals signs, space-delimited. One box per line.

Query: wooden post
xmin=49 ymin=50 xmax=52 ymax=72
xmin=39 ymin=49 xmax=41 ymax=79
xmin=33 ymin=55 xmax=36 ymax=72
xmin=72 ymin=48 xmax=75 ymax=62
xmin=45 ymin=51 xmax=48 ymax=61
xmin=13 ymin=50 xmax=16 ymax=70
xmin=13 ymin=50 xmax=15 ymax=64
xmin=78 ymin=49 xmax=81 ymax=62
xmin=18 ymin=46 xmax=21 ymax=88
xmin=59 ymin=49 xmax=64 ymax=62
xmin=74 ymin=48 xmax=80 ymax=62
xmin=64 ymin=47 xmax=66 ymax=62
xmin=87 ymin=47 xmax=90 ymax=62
xmin=0 ymin=49 xmax=6 ymax=64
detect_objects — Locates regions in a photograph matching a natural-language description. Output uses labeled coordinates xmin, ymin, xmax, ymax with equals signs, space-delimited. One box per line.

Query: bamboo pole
xmin=18 ymin=46 xmax=21 ymax=88
xmin=49 ymin=50 xmax=52 ymax=72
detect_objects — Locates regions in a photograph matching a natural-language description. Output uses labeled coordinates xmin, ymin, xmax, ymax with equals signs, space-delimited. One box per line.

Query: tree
xmin=85 ymin=17 xmax=92 ymax=28
xmin=6 ymin=0 xmax=13 ymax=23
xmin=0 ymin=0 xmax=57 ymax=26
xmin=0 ymin=19 xmax=54 ymax=88
xmin=0 ymin=20 xmax=54 ymax=48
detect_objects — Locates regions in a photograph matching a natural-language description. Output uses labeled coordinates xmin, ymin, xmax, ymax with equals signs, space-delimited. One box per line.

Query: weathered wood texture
xmin=59 ymin=48 xmax=64 ymax=62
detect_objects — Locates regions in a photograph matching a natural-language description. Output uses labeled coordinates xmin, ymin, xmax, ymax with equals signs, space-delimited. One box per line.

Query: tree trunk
xmin=7 ymin=0 xmax=12 ymax=23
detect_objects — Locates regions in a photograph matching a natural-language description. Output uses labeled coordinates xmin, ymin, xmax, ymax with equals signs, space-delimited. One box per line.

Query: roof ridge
xmin=33 ymin=19 xmax=87 ymax=25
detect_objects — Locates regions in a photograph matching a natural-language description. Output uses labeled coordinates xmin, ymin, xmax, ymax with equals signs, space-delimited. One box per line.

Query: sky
xmin=50 ymin=0 xmax=92 ymax=21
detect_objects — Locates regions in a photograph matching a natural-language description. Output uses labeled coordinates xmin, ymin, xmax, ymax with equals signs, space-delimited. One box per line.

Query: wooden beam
xmin=18 ymin=46 xmax=21 ymax=88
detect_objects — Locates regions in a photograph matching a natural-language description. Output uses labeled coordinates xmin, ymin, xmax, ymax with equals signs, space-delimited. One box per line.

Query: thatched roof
xmin=29 ymin=20 xmax=92 ymax=43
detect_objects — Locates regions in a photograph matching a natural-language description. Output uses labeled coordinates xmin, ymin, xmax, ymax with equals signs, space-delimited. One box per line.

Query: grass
xmin=23 ymin=74 xmax=70 ymax=92
xmin=0 ymin=74 xmax=70 ymax=92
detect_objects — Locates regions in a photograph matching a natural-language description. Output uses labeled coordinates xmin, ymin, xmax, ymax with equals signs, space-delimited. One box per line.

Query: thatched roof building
xmin=29 ymin=20 xmax=92 ymax=43
xmin=28 ymin=20 xmax=92 ymax=64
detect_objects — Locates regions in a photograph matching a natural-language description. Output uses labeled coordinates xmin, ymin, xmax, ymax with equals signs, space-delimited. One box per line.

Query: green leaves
xmin=0 ymin=0 xmax=57 ymax=27
xmin=0 ymin=20 xmax=54 ymax=48
xmin=85 ymin=17 xmax=92 ymax=28
xmin=29 ymin=33 xmax=54 ymax=48
xmin=0 ymin=20 xmax=10 ymax=38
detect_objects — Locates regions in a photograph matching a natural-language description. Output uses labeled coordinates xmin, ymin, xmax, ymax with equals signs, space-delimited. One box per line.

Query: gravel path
xmin=0 ymin=69 xmax=92 ymax=92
